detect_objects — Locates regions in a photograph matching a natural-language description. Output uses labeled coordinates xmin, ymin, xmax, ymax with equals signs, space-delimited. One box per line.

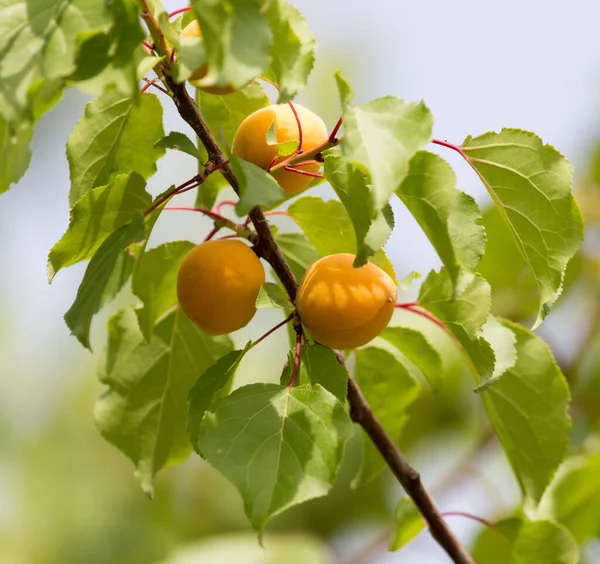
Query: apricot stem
xmin=441 ymin=512 xmax=496 ymax=529
xmin=213 ymin=200 xmax=237 ymax=215
xmin=144 ymin=175 xmax=201 ymax=216
xmin=284 ymin=165 xmax=324 ymax=179
xmin=289 ymin=329 xmax=303 ymax=388
xmin=287 ymin=100 xmax=303 ymax=153
xmin=328 ymin=116 xmax=343 ymax=142
xmin=163 ymin=206 xmax=256 ymax=241
xmin=266 ymin=154 xmax=280 ymax=172
xmin=250 ymin=313 xmax=294 ymax=350
xmin=141 ymin=78 xmax=168 ymax=94
xmin=263 ymin=210 xmax=288 ymax=217
xmin=395 ymin=303 xmax=447 ymax=332
xmin=168 ymin=7 xmax=191 ymax=18
xmin=203 ymin=226 xmax=221 ymax=242
xmin=431 ymin=138 xmax=464 ymax=155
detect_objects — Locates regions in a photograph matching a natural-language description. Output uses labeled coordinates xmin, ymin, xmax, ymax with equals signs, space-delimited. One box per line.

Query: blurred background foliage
xmin=2 ymin=1 xmax=600 ymax=563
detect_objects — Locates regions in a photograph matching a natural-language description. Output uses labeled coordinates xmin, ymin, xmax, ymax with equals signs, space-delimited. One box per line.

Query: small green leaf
xmin=370 ymin=249 xmax=399 ymax=285
xmin=481 ymin=321 xmax=571 ymax=505
xmin=334 ymin=69 xmax=354 ymax=109
xmin=190 ymin=0 xmax=271 ymax=91
xmin=64 ymin=212 xmax=146 ymax=349
xmin=265 ymin=0 xmax=316 ymax=103
xmin=276 ymin=232 xmax=320 ymax=280
xmin=396 ymin=151 xmax=485 ymax=286
xmin=197 ymin=383 xmax=352 ymax=534
xmin=341 ymin=96 xmax=433 ymax=212
xmin=137 ymin=56 xmax=163 ymax=80
xmin=266 ymin=119 xmax=299 ymax=156
xmin=537 ymin=454 xmax=600 ymax=544
xmin=48 ymin=173 xmax=151 ymax=281
xmin=155 ymin=132 xmax=201 ymax=159
xmin=461 ymin=129 xmax=584 ymax=329
xmin=0 ymin=117 xmax=32 ymax=194
xmin=96 ymin=307 xmax=233 ymax=497
xmin=325 ymin=149 xmax=394 ymax=265
xmin=132 ymin=241 xmax=196 ymax=341
xmin=255 ymin=282 xmax=294 ymax=310
xmin=303 ymin=344 xmax=348 ymax=401
xmin=67 ymin=91 xmax=165 ymax=205
xmin=354 ymin=347 xmax=421 ymax=486
xmin=174 ymin=34 xmax=206 ymax=83
xmin=397 ymin=271 xmax=421 ymax=292
xmin=472 ymin=518 xmax=579 ymax=564
xmin=390 ymin=497 xmax=425 ymax=551
xmin=380 ymin=327 xmax=443 ymax=391
xmin=232 ymin=155 xmax=284 ymax=215
xmin=187 ymin=345 xmax=251 ymax=449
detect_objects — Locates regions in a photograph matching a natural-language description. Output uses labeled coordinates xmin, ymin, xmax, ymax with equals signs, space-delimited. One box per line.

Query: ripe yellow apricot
xmin=180 ymin=20 xmax=245 ymax=95
xmin=296 ymin=254 xmax=397 ymax=349
xmin=231 ymin=104 xmax=328 ymax=196
xmin=177 ymin=239 xmax=265 ymax=335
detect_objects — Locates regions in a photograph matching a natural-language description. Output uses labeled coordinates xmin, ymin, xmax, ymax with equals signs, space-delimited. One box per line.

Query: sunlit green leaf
xmin=265 ymin=0 xmax=316 ymax=103
xmin=132 ymin=241 xmax=195 ymax=341
xmin=255 ymin=282 xmax=294 ymax=310
xmin=190 ymin=0 xmax=271 ymax=91
xmin=0 ymin=117 xmax=32 ymax=194
xmin=64 ymin=212 xmax=145 ymax=349
xmin=155 ymin=132 xmax=201 ymax=159
xmin=334 ymin=69 xmax=354 ymax=110
xmin=48 ymin=173 xmax=151 ymax=281
xmin=481 ymin=321 xmax=570 ymax=504
xmin=197 ymin=383 xmax=352 ymax=533
xmin=231 ymin=155 xmax=285 ymax=215
xmin=462 ymin=129 xmax=584 ymax=328
xmin=354 ymin=347 xmax=421 ymax=486
xmin=396 ymin=151 xmax=485 ymax=286
xmin=67 ymin=91 xmax=165 ymax=205
xmin=390 ymin=497 xmax=424 ymax=551
xmin=96 ymin=307 xmax=233 ymax=497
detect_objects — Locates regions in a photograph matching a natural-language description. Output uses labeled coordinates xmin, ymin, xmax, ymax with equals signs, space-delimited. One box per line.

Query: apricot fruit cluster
xmin=177 ymin=239 xmax=265 ymax=335
xmin=296 ymin=254 xmax=397 ymax=349
xmin=232 ymin=104 xmax=328 ymax=196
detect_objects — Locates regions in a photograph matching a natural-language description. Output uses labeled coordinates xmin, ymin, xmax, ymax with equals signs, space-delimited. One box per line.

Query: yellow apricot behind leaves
xmin=180 ymin=20 xmax=247 ymax=95
xmin=296 ymin=254 xmax=397 ymax=349
xmin=177 ymin=239 xmax=265 ymax=335
xmin=232 ymin=104 xmax=328 ymax=195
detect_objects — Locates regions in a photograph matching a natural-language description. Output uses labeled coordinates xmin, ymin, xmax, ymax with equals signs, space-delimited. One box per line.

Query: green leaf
xmin=354 ymin=347 xmax=421 ymax=486
xmin=325 ymin=149 xmax=394 ymax=265
xmin=334 ymin=69 xmax=354 ymax=109
xmin=255 ymin=282 xmax=294 ymax=310
xmin=472 ymin=518 xmax=580 ymax=564
xmin=390 ymin=497 xmax=425 ymax=551
xmin=370 ymin=249 xmax=399 ymax=285
xmin=0 ymin=117 xmax=32 ymax=194
xmin=231 ymin=155 xmax=284 ymax=215
xmin=48 ymin=173 xmax=151 ymax=281
xmin=64 ymin=212 xmax=145 ymax=349
xmin=155 ymin=132 xmax=201 ymax=159
xmin=380 ymin=327 xmax=443 ymax=391
xmin=265 ymin=0 xmax=316 ymax=103
xmin=0 ymin=0 xmax=111 ymax=123
xmin=480 ymin=321 xmax=571 ymax=505
xmin=303 ymin=344 xmax=348 ymax=401
xmin=96 ymin=307 xmax=233 ymax=497
xmin=198 ymin=81 xmax=270 ymax=149
xmin=266 ymin=120 xmax=298 ymax=156
xmin=537 ymin=454 xmax=600 ymax=544
xmin=341 ymin=96 xmax=433 ymax=212
xmin=396 ymin=151 xmax=485 ymax=285
xmin=132 ymin=241 xmax=195 ymax=341
xmin=288 ymin=196 xmax=356 ymax=256
xmin=187 ymin=345 xmax=251 ymax=450
xmin=418 ymin=267 xmax=496 ymax=382
xmin=276 ymin=232 xmax=320 ymax=280
xmin=197 ymin=383 xmax=352 ymax=533
xmin=397 ymin=270 xmax=421 ymax=292
xmin=190 ymin=0 xmax=271 ymax=91
xmin=174 ymin=34 xmax=206 ymax=84
xmin=67 ymin=91 xmax=165 ymax=205
xmin=461 ymin=129 xmax=584 ymax=328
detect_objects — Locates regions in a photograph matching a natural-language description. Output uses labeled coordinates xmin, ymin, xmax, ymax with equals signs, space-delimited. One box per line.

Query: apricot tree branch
xmin=140 ymin=5 xmax=472 ymax=562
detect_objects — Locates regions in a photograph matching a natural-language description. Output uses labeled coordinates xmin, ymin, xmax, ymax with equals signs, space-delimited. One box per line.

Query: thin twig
xmin=250 ymin=314 xmax=294 ymax=350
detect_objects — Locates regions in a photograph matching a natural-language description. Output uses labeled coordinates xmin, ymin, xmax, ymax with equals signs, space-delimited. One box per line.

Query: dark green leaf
xmin=390 ymin=497 xmax=425 ymax=551
xmin=48 ymin=173 xmax=151 ymax=281
xmin=380 ymin=327 xmax=443 ymax=391
xmin=265 ymin=0 xmax=316 ymax=103
xmin=132 ymin=241 xmax=196 ymax=341
xmin=67 ymin=91 xmax=165 ymax=205
xmin=303 ymin=344 xmax=348 ymax=401
xmin=231 ymin=155 xmax=284 ymax=215
xmin=276 ymin=232 xmax=321 ymax=280
xmin=64 ymin=212 xmax=146 ymax=349
xmin=96 ymin=307 xmax=233 ymax=496
xmin=197 ymin=383 xmax=352 ymax=533
xmin=255 ymin=282 xmax=294 ymax=310
xmin=462 ymin=129 xmax=584 ymax=328
xmin=190 ymin=0 xmax=271 ymax=91
xmin=354 ymin=347 xmax=421 ymax=486
xmin=481 ymin=321 xmax=571 ymax=504
xmin=396 ymin=151 xmax=485 ymax=286
xmin=155 ymin=132 xmax=201 ymax=159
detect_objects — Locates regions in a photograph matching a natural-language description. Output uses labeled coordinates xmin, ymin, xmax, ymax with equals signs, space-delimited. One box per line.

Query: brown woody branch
xmin=140 ymin=5 xmax=473 ymax=562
